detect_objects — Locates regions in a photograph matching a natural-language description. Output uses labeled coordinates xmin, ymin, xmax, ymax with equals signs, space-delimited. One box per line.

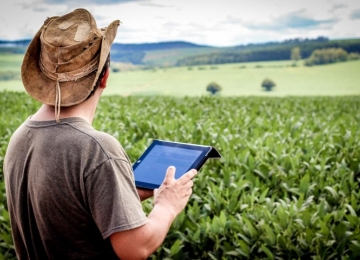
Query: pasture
xmin=106 ymin=60 xmax=360 ymax=96
xmin=0 ymin=53 xmax=359 ymax=96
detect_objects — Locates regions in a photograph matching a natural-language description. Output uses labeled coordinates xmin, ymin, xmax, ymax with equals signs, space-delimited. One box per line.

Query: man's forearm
xmin=111 ymin=167 xmax=196 ymax=259
xmin=110 ymin=204 xmax=177 ymax=259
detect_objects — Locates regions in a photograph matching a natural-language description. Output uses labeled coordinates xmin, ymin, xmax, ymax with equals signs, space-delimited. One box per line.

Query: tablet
xmin=133 ymin=139 xmax=221 ymax=189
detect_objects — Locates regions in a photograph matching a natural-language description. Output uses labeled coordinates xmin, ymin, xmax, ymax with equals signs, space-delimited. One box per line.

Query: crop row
xmin=0 ymin=92 xmax=359 ymax=259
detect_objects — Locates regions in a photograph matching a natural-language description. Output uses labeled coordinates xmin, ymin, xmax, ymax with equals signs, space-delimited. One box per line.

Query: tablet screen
xmin=133 ymin=140 xmax=210 ymax=189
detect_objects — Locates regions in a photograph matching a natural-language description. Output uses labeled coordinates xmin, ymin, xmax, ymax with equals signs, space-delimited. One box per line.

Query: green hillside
xmin=1 ymin=37 xmax=360 ymax=67
xmin=141 ymin=47 xmax=219 ymax=67
xmin=176 ymin=38 xmax=360 ymax=66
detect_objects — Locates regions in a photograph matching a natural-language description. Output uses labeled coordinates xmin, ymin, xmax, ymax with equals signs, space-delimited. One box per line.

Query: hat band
xmin=39 ymin=53 xmax=100 ymax=82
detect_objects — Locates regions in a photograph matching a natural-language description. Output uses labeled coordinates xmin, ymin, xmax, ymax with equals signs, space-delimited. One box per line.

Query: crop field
xmin=0 ymin=91 xmax=360 ymax=259
xmin=1 ymin=53 xmax=360 ymax=96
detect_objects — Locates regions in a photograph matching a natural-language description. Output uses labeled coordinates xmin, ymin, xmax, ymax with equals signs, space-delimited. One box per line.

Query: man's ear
xmin=99 ymin=68 xmax=110 ymax=89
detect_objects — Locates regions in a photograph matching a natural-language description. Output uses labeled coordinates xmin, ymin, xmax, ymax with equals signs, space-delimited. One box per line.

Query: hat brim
xmin=22 ymin=18 xmax=120 ymax=107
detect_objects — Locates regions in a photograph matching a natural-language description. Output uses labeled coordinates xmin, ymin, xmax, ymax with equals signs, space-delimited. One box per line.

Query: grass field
xmin=1 ymin=53 xmax=359 ymax=96
xmin=0 ymin=53 xmax=23 ymax=72
xmin=106 ymin=59 xmax=360 ymax=96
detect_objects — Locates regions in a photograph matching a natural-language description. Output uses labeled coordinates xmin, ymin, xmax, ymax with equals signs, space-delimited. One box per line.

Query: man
xmin=4 ymin=8 xmax=197 ymax=260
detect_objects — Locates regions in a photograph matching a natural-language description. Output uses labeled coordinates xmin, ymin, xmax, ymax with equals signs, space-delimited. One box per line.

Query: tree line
xmin=176 ymin=38 xmax=360 ymax=66
xmin=304 ymin=48 xmax=347 ymax=66
xmin=1 ymin=37 xmax=360 ymax=66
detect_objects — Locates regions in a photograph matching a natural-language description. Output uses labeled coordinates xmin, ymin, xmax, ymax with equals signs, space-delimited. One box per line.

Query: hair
xmin=85 ymin=54 xmax=110 ymax=100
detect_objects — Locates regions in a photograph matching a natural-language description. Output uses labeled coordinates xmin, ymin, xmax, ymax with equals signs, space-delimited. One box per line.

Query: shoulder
xmin=67 ymin=119 xmax=130 ymax=163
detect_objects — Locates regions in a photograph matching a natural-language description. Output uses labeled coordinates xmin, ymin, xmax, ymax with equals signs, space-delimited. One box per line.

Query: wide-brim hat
xmin=21 ymin=8 xmax=120 ymax=110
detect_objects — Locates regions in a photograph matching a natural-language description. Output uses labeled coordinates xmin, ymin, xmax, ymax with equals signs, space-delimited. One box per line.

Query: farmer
xmin=3 ymin=8 xmax=197 ymax=259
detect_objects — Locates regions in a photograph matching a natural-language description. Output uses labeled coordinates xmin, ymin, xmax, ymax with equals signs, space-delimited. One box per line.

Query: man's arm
xmin=110 ymin=166 xmax=197 ymax=259
xmin=136 ymin=187 xmax=153 ymax=201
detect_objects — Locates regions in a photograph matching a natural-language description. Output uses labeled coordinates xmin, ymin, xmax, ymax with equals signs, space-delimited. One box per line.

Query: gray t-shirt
xmin=4 ymin=117 xmax=147 ymax=259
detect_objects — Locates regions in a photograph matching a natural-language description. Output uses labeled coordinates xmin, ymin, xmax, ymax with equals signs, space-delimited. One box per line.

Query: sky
xmin=1 ymin=0 xmax=360 ymax=47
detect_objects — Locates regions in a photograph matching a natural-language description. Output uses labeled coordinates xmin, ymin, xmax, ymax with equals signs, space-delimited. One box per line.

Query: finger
xmin=183 ymin=179 xmax=194 ymax=190
xmin=179 ymin=181 xmax=194 ymax=194
xmin=163 ymin=166 xmax=176 ymax=185
xmin=183 ymin=187 xmax=193 ymax=198
xmin=178 ymin=169 xmax=197 ymax=184
xmin=185 ymin=181 xmax=194 ymax=193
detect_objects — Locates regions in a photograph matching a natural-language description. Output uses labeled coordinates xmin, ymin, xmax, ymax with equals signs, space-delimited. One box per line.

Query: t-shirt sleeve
xmin=84 ymin=158 xmax=148 ymax=239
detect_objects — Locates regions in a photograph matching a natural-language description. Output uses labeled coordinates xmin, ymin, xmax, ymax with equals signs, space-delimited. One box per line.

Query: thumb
xmin=163 ymin=166 xmax=176 ymax=184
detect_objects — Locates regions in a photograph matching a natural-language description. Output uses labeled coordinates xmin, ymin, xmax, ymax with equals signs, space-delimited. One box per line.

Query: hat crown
xmin=44 ymin=9 xmax=98 ymax=47
xmin=40 ymin=9 xmax=103 ymax=73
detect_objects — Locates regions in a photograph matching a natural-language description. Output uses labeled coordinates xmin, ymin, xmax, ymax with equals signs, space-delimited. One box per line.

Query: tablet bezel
xmin=133 ymin=140 xmax=212 ymax=189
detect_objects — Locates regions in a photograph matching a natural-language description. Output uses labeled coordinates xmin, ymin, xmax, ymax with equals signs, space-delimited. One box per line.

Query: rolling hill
xmin=1 ymin=37 xmax=359 ymax=67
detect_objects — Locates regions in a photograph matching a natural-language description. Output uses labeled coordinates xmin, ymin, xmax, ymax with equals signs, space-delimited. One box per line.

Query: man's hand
xmin=153 ymin=166 xmax=197 ymax=217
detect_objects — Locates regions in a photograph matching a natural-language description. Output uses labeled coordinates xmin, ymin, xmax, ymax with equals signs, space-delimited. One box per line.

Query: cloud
xmin=233 ymin=9 xmax=337 ymax=31
xmin=32 ymin=6 xmax=50 ymax=12
xmin=19 ymin=0 xmax=48 ymax=11
xmin=139 ymin=1 xmax=171 ymax=8
xmin=1 ymin=0 xmax=360 ymax=45
xmin=350 ymin=9 xmax=360 ymax=20
xmin=44 ymin=0 xmax=144 ymax=5
xmin=330 ymin=4 xmax=347 ymax=12
xmin=18 ymin=0 xmax=147 ymax=13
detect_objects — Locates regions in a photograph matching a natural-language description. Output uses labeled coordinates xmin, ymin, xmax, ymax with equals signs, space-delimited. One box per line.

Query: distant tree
xmin=291 ymin=47 xmax=302 ymax=66
xmin=112 ymin=67 xmax=120 ymax=73
xmin=305 ymin=48 xmax=348 ymax=66
xmin=261 ymin=78 xmax=276 ymax=91
xmin=206 ymin=82 xmax=222 ymax=95
xmin=348 ymin=52 xmax=360 ymax=60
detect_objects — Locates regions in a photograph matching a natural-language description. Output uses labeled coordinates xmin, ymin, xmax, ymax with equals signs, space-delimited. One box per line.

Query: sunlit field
xmin=1 ymin=54 xmax=359 ymax=96
xmin=0 ymin=53 xmax=23 ymax=71
xmin=105 ymin=60 xmax=360 ymax=97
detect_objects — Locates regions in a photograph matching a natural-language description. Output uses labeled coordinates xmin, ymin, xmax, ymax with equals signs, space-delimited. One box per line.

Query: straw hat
xmin=21 ymin=8 xmax=120 ymax=120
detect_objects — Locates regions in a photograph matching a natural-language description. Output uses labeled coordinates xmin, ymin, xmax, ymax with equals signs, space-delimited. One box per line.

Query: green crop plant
xmin=1 ymin=92 xmax=360 ymax=259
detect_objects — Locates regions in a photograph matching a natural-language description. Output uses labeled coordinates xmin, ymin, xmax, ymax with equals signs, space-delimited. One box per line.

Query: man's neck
xmin=30 ymin=91 xmax=101 ymax=125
